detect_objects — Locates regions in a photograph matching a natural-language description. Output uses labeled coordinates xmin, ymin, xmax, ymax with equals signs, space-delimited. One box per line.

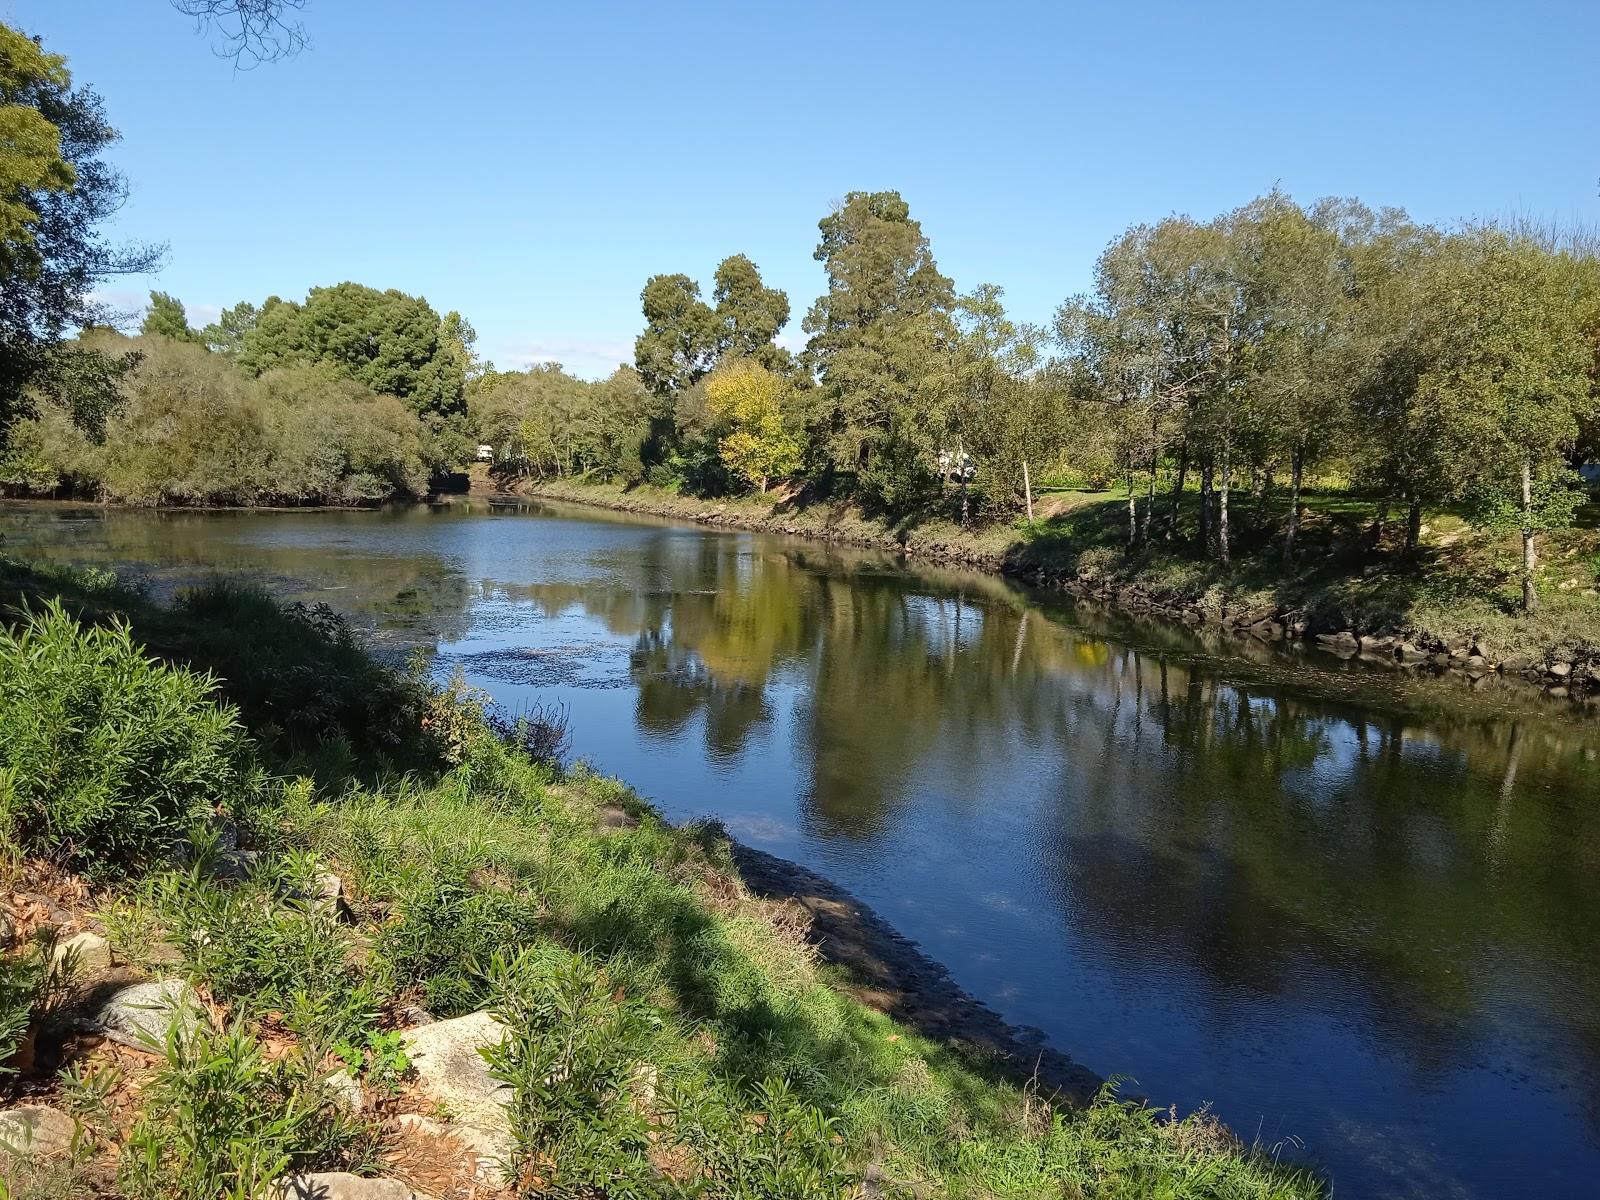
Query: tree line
xmin=1 ymin=281 xmax=477 ymax=506
xmin=3 ymin=19 xmax=1598 ymax=607
xmin=480 ymin=188 xmax=1599 ymax=611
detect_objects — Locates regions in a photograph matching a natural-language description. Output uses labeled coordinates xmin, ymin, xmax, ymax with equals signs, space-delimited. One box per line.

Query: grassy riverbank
xmin=0 ymin=557 xmax=1319 ymax=1199
xmin=522 ymin=476 xmax=1600 ymax=681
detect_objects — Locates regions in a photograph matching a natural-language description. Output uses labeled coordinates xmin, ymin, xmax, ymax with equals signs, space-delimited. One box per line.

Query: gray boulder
xmin=87 ymin=979 xmax=205 ymax=1050
xmin=399 ymin=1011 xmax=510 ymax=1130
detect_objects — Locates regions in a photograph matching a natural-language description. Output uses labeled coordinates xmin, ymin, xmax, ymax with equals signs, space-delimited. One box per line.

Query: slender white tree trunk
xmin=1218 ymin=439 xmax=1232 ymax=567
xmin=1521 ymin=456 xmax=1539 ymax=614
xmin=1126 ymin=458 xmax=1138 ymax=549
xmin=1283 ymin=445 xmax=1303 ymax=565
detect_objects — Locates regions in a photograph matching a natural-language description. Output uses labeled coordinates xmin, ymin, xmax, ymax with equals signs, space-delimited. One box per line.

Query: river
xmin=4 ymin=497 xmax=1598 ymax=1199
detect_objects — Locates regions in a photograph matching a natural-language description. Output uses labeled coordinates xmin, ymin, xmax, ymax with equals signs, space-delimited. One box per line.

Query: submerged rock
xmin=87 ymin=979 xmax=205 ymax=1050
xmin=399 ymin=1011 xmax=510 ymax=1130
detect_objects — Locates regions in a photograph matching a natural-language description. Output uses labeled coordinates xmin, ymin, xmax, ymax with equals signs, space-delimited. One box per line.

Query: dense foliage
xmin=0 ymin=600 xmax=249 ymax=870
xmin=1 ymin=332 xmax=440 ymax=505
xmin=0 ymin=22 xmax=160 ymax=438
xmin=498 ymin=190 xmax=1600 ymax=616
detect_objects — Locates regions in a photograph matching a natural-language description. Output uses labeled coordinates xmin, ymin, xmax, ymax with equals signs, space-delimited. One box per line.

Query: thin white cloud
xmin=485 ymin=336 xmax=635 ymax=381
xmin=86 ymin=290 xmax=221 ymax=333
xmin=86 ymin=288 xmax=150 ymax=330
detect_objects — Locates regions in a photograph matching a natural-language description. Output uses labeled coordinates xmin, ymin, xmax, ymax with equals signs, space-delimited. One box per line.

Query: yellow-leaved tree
xmin=705 ymin=361 xmax=801 ymax=493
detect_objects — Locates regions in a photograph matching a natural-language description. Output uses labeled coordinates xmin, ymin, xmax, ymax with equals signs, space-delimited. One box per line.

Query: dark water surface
xmin=6 ymin=498 xmax=1600 ymax=1199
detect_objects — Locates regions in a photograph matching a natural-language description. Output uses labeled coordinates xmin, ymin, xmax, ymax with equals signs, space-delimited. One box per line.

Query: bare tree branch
xmin=171 ymin=0 xmax=310 ymax=69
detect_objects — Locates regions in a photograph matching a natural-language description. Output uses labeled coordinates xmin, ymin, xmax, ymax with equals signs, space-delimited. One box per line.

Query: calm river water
xmin=5 ymin=498 xmax=1599 ymax=1199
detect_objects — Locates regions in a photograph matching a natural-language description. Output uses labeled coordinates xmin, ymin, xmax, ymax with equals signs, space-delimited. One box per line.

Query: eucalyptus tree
xmin=711 ymin=254 xmax=791 ymax=369
xmin=802 ymin=190 xmax=957 ymax=495
xmin=634 ymin=273 xmax=719 ymax=399
xmin=635 ymin=256 xmax=792 ymax=400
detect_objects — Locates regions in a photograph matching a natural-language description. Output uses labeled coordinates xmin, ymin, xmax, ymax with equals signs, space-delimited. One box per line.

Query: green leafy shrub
xmin=375 ymin=868 xmax=545 ymax=1016
xmin=136 ymin=854 xmax=375 ymax=1045
xmin=118 ymin=1020 xmax=374 ymax=1200
xmin=660 ymin=1075 xmax=852 ymax=1199
xmin=485 ymin=944 xmax=658 ymax=1196
xmin=856 ymin=429 xmax=940 ymax=517
xmin=0 ymin=929 xmax=75 ymax=1085
xmin=0 ymin=602 xmax=250 ymax=869
xmin=332 ymin=1029 xmax=410 ymax=1097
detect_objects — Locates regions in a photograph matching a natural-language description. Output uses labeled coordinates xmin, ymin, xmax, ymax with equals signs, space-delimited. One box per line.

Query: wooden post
xmin=1022 ymin=460 xmax=1034 ymax=522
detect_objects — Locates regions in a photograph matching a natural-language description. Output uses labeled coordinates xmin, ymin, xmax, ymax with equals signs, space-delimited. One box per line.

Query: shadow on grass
xmin=998 ymin=490 xmax=1534 ymax=635
xmin=0 ymin=556 xmax=451 ymax=785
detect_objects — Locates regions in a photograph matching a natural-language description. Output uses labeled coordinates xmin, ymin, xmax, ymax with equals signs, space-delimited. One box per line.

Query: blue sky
xmin=9 ymin=0 xmax=1599 ymax=378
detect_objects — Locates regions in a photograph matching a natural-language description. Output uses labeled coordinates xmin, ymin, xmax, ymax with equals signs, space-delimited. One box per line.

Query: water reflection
xmin=6 ymin=498 xmax=1600 ymax=1200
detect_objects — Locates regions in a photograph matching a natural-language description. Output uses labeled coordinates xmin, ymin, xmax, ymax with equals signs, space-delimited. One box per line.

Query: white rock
xmin=270 ymin=1173 xmax=432 ymax=1200
xmin=87 ymin=979 xmax=205 ymax=1050
xmin=399 ymin=1011 xmax=510 ymax=1130
xmin=0 ymin=1104 xmax=77 ymax=1162
xmin=311 ymin=872 xmax=347 ymax=919
xmin=51 ymin=930 xmax=112 ymax=978
xmin=323 ymin=1068 xmax=364 ymax=1113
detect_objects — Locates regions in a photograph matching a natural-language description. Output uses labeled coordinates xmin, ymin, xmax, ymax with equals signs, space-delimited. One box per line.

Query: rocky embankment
xmin=1015 ymin=566 xmax=1599 ymax=694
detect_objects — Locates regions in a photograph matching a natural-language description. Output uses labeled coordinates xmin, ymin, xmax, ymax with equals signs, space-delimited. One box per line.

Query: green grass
xmin=0 ymin=560 xmax=1323 ymax=1199
xmin=522 ymin=474 xmax=1600 ymax=666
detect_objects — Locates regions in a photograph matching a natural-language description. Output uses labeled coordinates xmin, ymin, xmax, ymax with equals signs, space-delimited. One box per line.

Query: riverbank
xmin=0 ymin=557 xmax=1319 ymax=1199
xmin=519 ymin=476 xmax=1600 ymax=695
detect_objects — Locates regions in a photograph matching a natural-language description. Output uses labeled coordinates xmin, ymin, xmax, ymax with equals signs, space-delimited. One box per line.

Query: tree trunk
xmin=1143 ymin=454 xmax=1157 ymax=542
xmin=1283 ymin=446 xmax=1304 ymax=565
xmin=1404 ymin=495 xmax=1422 ymax=557
xmin=959 ymin=479 xmax=969 ymax=526
xmin=1169 ymin=444 xmax=1188 ymax=537
xmin=1126 ymin=459 xmax=1138 ymax=550
xmin=1022 ymin=460 xmax=1034 ymax=522
xmin=1198 ymin=456 xmax=1213 ymax=552
xmin=1217 ymin=440 xmax=1232 ymax=567
xmin=1521 ymin=456 xmax=1539 ymax=614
